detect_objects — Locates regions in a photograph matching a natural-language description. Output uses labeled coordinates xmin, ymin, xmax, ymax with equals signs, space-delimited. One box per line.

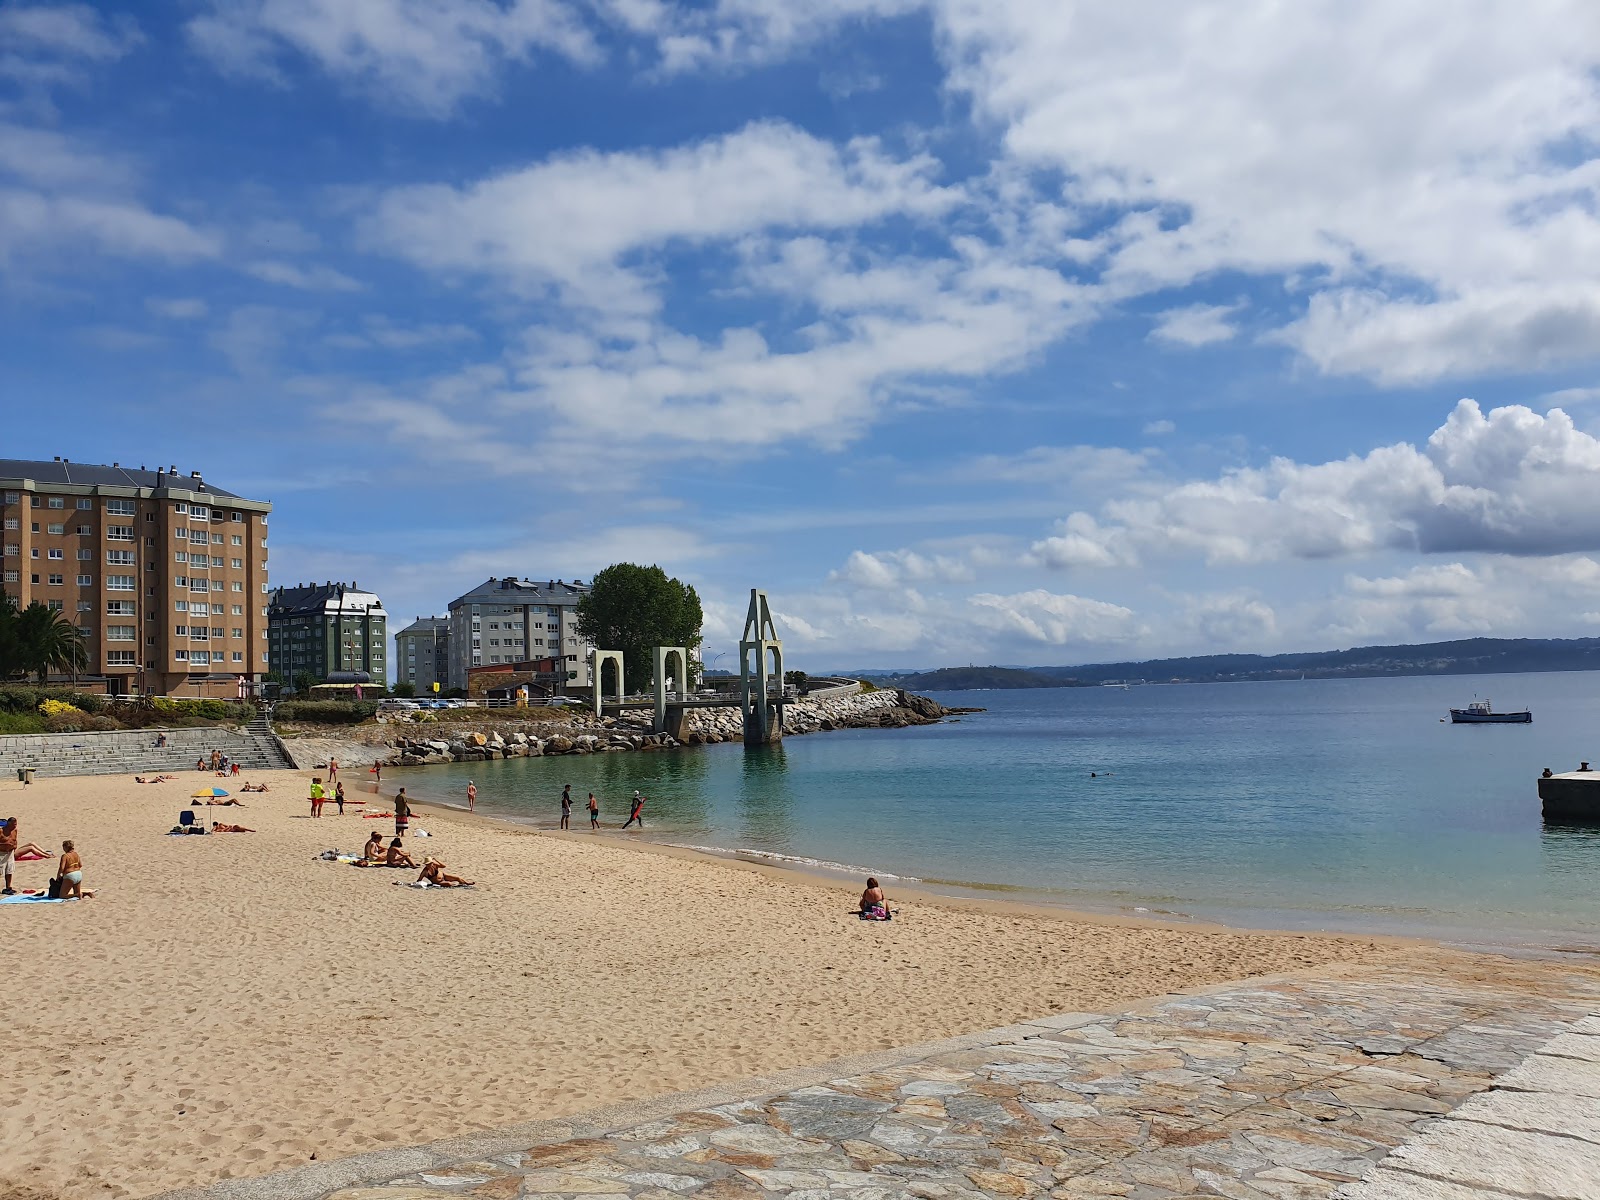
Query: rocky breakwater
xmin=382 ymin=690 xmax=961 ymax=764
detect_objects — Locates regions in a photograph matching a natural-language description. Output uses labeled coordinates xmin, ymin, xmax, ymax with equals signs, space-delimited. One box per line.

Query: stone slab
xmin=1453 ymin=1088 xmax=1600 ymax=1145
xmin=1337 ymin=1166 xmax=1524 ymax=1200
xmin=1387 ymin=1120 xmax=1600 ymax=1200
xmin=1498 ymin=1052 xmax=1600 ymax=1099
xmin=1541 ymin=1032 xmax=1600 ymax=1064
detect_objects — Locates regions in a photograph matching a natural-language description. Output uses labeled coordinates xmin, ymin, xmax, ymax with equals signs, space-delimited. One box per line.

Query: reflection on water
xmin=737 ymin=742 xmax=795 ymax=848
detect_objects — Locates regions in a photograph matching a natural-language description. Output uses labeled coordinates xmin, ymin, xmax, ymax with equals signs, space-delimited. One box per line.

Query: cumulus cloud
xmin=186 ymin=0 xmax=596 ymax=116
xmin=0 ymin=4 xmax=142 ymax=90
xmin=830 ymin=549 xmax=975 ymax=589
xmin=1149 ymin=302 xmax=1240 ymax=347
xmin=936 ymin=0 xmax=1600 ymax=384
xmin=969 ymin=588 xmax=1141 ymax=645
xmin=1326 ymin=562 xmax=1505 ymax=639
xmin=1040 ymin=400 xmax=1600 ymax=567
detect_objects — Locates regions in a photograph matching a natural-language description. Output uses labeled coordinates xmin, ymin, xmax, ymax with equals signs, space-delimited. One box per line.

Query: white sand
xmin=0 ymin=769 xmax=1398 ymax=1199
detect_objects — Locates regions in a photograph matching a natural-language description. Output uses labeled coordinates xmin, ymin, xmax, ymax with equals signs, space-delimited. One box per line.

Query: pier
xmin=1538 ymin=769 xmax=1600 ymax=823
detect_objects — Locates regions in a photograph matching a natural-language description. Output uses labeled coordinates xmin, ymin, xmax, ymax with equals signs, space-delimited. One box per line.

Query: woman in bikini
xmin=417 ymin=858 xmax=474 ymax=887
xmin=385 ymin=838 xmax=417 ymax=868
xmin=860 ymin=877 xmax=890 ymax=919
xmin=210 ymin=822 xmax=255 ymax=833
xmin=57 ymin=840 xmax=92 ymax=899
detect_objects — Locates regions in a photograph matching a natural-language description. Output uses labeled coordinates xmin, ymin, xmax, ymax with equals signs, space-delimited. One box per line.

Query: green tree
xmin=392 ymin=680 xmax=416 ymax=697
xmin=0 ymin=597 xmax=88 ymax=682
xmin=293 ymin=670 xmax=317 ymax=695
xmin=576 ymin=563 xmax=703 ymax=693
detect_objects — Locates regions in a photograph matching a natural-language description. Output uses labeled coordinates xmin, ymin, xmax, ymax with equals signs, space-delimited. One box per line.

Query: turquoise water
xmin=400 ymin=672 xmax=1600 ymax=945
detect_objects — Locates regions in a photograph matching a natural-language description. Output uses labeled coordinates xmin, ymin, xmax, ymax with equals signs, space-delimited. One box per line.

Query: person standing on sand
xmin=467 ymin=781 xmax=476 ymax=813
xmin=587 ymin=792 xmax=599 ymax=830
xmin=394 ymin=789 xmax=410 ymax=839
xmin=328 ymin=757 xmax=338 ymax=784
xmin=622 ymin=794 xmax=645 ymax=829
xmin=560 ymin=788 xmax=571 ymax=830
xmin=309 ymin=777 xmax=325 ymax=818
xmin=334 ymin=780 xmax=346 ymax=815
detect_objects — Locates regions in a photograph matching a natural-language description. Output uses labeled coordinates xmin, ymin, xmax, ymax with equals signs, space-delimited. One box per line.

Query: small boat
xmin=1449 ymin=698 xmax=1531 ymax=724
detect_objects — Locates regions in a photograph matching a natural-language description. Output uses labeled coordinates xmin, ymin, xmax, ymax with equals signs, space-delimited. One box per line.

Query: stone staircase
xmin=0 ymin=720 xmax=295 ymax=780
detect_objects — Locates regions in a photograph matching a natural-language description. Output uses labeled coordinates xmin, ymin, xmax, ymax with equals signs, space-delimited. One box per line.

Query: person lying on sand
xmin=859 ymin=876 xmax=892 ymax=920
xmin=239 ymin=782 xmax=269 ymax=792
xmin=134 ymin=775 xmax=176 ymax=784
xmin=385 ymin=838 xmax=418 ymax=868
xmin=210 ymin=823 xmax=255 ymax=833
xmin=418 ymin=858 xmax=473 ymax=887
xmin=204 ymin=798 xmax=245 ymax=806
xmin=13 ymin=842 xmax=53 ymax=859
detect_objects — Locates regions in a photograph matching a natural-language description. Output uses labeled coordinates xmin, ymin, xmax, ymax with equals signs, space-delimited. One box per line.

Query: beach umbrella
xmin=191 ymin=787 xmax=230 ymax=798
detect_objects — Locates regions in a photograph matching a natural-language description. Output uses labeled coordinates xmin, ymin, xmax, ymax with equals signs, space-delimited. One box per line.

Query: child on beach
xmin=587 ymin=792 xmax=599 ymax=829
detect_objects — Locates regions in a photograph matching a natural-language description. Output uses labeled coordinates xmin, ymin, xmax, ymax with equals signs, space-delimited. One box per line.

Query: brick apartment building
xmin=0 ymin=458 xmax=271 ymax=697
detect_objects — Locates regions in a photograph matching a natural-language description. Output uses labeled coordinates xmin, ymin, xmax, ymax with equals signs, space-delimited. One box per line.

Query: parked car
xmin=379 ymin=698 xmax=418 ymax=711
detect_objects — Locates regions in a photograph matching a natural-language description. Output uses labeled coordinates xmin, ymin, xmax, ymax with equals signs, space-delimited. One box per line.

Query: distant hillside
xmin=1033 ymin=637 xmax=1600 ymax=685
xmin=886 ymin=665 xmax=1071 ymax=691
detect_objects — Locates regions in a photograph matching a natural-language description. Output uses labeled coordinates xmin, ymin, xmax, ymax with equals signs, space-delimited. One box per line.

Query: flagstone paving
xmin=166 ymin=956 xmax=1600 ymax=1200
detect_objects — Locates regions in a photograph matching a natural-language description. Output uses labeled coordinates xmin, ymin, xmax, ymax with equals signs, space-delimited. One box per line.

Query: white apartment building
xmin=444 ymin=577 xmax=592 ymax=692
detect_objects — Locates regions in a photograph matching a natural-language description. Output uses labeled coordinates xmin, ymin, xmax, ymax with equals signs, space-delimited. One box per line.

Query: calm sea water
xmin=399 ymin=672 xmax=1600 ymax=946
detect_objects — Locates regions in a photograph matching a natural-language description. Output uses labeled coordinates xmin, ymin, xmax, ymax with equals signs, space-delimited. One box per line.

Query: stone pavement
xmin=160 ymin=956 xmax=1600 ymax=1200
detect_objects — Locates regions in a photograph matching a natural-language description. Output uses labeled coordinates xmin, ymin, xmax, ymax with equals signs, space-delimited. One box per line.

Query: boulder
xmin=545 ymin=735 xmax=573 ymax=754
xmin=898 ymin=690 xmax=947 ymax=720
xmin=466 ymin=732 xmax=488 ymax=747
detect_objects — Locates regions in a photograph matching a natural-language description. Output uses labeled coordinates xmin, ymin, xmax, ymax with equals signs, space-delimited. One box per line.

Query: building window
xmin=175 ymin=528 xmax=189 ymax=541
xmin=76 ymin=525 xmax=91 ymax=535
xmin=106 ymin=600 xmax=135 ymax=616
xmin=76 ymin=499 xmax=92 ymax=510
xmin=2 ymin=545 xmax=15 ymax=557
xmin=175 ymin=551 xmax=188 ymax=563
xmin=1 ymin=519 xmax=12 ymax=531
xmin=47 ymin=548 xmax=63 ymax=560
xmin=2 ymin=492 xmax=16 ymax=504
xmin=231 ymin=605 xmax=242 ymax=615
xmin=174 ymin=649 xmax=189 ymax=662
xmin=76 ymin=574 xmax=92 ymax=586
xmin=4 ymin=570 xmax=18 ymax=582
xmin=231 ymin=511 xmax=243 ymax=522
xmin=192 ymin=579 xmax=209 ymax=593
xmin=76 ymin=549 xmax=90 ymax=560
xmin=192 ymin=506 xmax=209 ymax=520
xmin=175 ymin=502 xmax=188 ymax=514
xmin=106 ymin=650 xmax=135 ymax=666
xmin=47 ymin=523 xmax=63 ymax=535
xmin=106 ymin=525 xmax=133 ymax=541
xmin=77 ymin=601 xmax=91 ymax=612
xmin=105 ymin=550 xmax=134 ymax=566
xmin=232 ymin=651 xmax=243 ymax=662
xmin=105 ymin=500 xmax=134 ymax=516
xmin=48 ymin=497 xmax=64 ymax=509
xmin=47 ymin=573 xmax=63 ymax=585
xmin=106 ymin=575 xmax=135 ymax=591
xmin=46 ymin=599 xmax=63 ymax=612
xmin=107 ymin=625 xmax=135 ymax=641
xmin=231 ymin=558 xmax=242 ymax=569
xmin=231 ymin=628 xmax=242 ymax=638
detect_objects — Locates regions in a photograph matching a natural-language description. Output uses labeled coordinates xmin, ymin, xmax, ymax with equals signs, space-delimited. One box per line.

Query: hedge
xmin=273 ymin=700 xmax=379 ymax=725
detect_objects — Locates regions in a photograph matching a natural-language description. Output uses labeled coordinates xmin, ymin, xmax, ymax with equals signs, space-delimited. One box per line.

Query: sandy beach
xmin=1 ymin=768 xmax=1406 ymax=1200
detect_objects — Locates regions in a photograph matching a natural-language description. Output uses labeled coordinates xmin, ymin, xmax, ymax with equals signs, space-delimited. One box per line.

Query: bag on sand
xmin=46 ymin=876 xmax=61 ymax=900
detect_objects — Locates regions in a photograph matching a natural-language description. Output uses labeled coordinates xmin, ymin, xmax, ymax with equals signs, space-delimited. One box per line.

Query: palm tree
xmin=2 ymin=599 xmax=89 ymax=682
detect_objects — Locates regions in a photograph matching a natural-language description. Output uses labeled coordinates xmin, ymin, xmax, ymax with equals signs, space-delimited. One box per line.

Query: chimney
xmin=112 ymin=462 xmax=118 ymax=468
xmin=170 ymin=465 xmax=177 ymax=474
xmin=53 ymin=456 xmax=61 ymax=462
xmin=191 ymin=470 xmax=202 ymax=479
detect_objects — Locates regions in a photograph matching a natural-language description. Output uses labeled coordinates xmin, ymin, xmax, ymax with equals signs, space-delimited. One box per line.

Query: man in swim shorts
xmin=394 ymin=789 xmax=410 ymax=838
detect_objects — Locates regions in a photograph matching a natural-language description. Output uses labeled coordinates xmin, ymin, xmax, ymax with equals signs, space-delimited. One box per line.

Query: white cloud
xmin=1026 ymin=512 xmax=1130 ymax=570
xmin=936 ymin=0 xmax=1600 ymax=384
xmin=146 ymin=297 xmax=210 ymax=320
xmin=1142 ymin=419 xmax=1175 ymax=436
xmin=1172 ymin=591 xmax=1277 ymax=647
xmin=949 ymin=444 xmax=1149 ymax=488
xmin=1043 ymin=400 xmax=1600 ymax=568
xmin=830 ymin=548 xmax=974 ymax=589
xmin=969 ymin=588 xmax=1142 ymax=645
xmin=0 ymin=4 xmax=142 ymax=91
xmin=647 ymin=0 xmax=921 ymax=73
xmin=1327 ymin=562 xmax=1505 ymax=639
xmin=186 ymin=0 xmax=597 ymax=117
xmin=1149 ymin=302 xmax=1240 ymax=347
xmin=246 ymin=259 xmax=363 ymax=292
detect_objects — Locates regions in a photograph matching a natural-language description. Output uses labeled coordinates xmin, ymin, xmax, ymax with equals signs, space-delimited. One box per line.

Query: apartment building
xmin=0 ymin=458 xmax=271 ymax=697
xmin=267 ymin=582 xmax=387 ymax=686
xmin=444 ymin=577 xmax=592 ymax=692
xmin=394 ymin=616 xmax=449 ymax=693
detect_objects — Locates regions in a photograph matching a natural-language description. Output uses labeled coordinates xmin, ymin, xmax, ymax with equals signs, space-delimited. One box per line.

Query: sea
xmin=403 ymin=670 xmax=1600 ymax=949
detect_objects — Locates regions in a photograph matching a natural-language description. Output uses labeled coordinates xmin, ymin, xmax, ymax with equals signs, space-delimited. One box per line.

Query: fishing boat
xmin=1449 ymin=698 xmax=1531 ymax=724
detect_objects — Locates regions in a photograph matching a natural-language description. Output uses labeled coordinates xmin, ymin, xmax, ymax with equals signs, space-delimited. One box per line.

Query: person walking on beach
xmin=622 ymin=793 xmax=645 ymax=830
xmin=560 ymin=787 xmax=571 ymax=830
xmin=334 ymin=780 xmax=346 ymax=816
xmin=394 ymin=789 xmax=411 ymax=839
xmin=309 ymin=777 xmax=326 ymax=818
xmin=587 ymin=792 xmax=599 ymax=830
xmin=466 ymin=781 xmax=477 ymax=813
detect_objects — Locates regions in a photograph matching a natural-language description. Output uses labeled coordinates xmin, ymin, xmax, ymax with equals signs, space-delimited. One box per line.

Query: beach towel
xmin=14 ymin=851 xmax=50 ymax=861
xmin=363 ymin=812 xmax=393 ymax=819
xmin=395 ymin=880 xmax=474 ymax=889
xmin=0 ymin=892 xmax=64 ymax=904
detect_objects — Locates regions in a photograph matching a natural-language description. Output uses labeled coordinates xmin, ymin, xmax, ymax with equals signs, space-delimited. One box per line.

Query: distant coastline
xmin=863 ymin=636 xmax=1600 ymax=691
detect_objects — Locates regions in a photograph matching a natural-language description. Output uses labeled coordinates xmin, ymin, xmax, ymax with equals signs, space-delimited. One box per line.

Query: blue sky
xmin=5 ymin=1 xmax=1600 ymax=672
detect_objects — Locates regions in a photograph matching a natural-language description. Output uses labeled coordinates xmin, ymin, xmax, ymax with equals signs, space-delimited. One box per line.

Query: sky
xmin=5 ymin=1 xmax=1600 ymax=673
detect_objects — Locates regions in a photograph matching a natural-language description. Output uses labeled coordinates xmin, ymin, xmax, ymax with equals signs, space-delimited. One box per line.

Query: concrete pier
xmin=1539 ymin=770 xmax=1600 ymax=823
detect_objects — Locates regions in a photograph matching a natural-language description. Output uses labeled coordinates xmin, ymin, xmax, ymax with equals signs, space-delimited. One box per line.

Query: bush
xmin=0 ymin=710 xmax=44 ymax=734
xmin=274 ymin=699 xmax=379 ymax=725
xmin=392 ymin=681 xmax=416 ymax=698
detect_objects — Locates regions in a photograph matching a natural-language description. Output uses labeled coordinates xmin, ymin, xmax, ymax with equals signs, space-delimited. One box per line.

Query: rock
xmin=545 ymin=735 xmax=573 ymax=754
xmin=898 ymin=690 xmax=948 ymax=720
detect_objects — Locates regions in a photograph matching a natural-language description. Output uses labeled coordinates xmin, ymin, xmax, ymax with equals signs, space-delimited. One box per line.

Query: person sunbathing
xmin=239 ymin=782 xmax=269 ymax=793
xmin=859 ymin=876 xmax=892 ymax=920
xmin=360 ymin=832 xmax=386 ymax=863
xmin=210 ymin=822 xmax=255 ymax=833
xmin=14 ymin=842 xmax=53 ymax=860
xmin=205 ymin=798 xmax=245 ymax=807
xmin=134 ymin=775 xmax=174 ymax=784
xmin=418 ymin=858 xmax=473 ymax=887
xmin=385 ymin=838 xmax=417 ymax=868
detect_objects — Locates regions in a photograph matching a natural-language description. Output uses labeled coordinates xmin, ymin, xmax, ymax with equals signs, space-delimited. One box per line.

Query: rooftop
xmin=448 ymin=576 xmax=591 ymax=609
xmin=0 ymin=457 xmax=258 ymax=502
xmin=396 ymin=616 xmax=450 ymax=635
xmin=269 ymin=582 xmax=386 ymax=617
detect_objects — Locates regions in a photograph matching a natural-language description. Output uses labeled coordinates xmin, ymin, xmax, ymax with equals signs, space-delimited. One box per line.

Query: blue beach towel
xmin=0 ymin=893 xmax=64 ymax=904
